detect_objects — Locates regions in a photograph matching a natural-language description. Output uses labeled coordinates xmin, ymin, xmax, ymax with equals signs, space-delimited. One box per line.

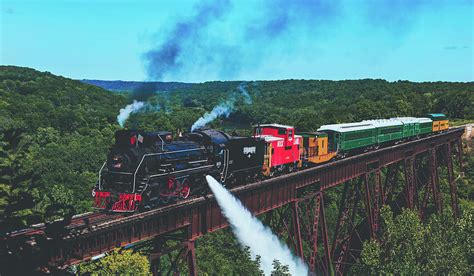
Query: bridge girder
xmin=2 ymin=128 xmax=465 ymax=275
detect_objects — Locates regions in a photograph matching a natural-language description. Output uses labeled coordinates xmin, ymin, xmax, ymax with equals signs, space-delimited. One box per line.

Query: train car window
xmin=421 ymin=122 xmax=432 ymax=128
xmin=278 ymin=128 xmax=287 ymax=135
xmin=254 ymin=127 xmax=262 ymax=136
xmin=271 ymin=148 xmax=275 ymax=154
xmin=345 ymin=131 xmax=372 ymax=140
xmin=381 ymin=126 xmax=402 ymax=134
xmin=322 ymin=140 xmax=325 ymax=148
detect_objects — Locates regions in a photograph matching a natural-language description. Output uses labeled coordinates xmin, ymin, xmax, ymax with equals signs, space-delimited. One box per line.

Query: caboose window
xmin=278 ymin=128 xmax=287 ymax=135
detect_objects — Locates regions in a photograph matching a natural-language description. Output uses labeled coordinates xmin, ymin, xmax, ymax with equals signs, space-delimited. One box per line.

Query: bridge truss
xmin=2 ymin=128 xmax=465 ymax=275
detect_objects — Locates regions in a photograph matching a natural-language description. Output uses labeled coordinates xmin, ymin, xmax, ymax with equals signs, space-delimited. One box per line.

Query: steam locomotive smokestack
xmin=206 ymin=175 xmax=308 ymax=275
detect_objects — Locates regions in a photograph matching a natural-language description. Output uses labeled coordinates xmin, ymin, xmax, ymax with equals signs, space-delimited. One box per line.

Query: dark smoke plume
xmin=145 ymin=0 xmax=232 ymax=80
xmin=144 ymin=0 xmax=445 ymax=81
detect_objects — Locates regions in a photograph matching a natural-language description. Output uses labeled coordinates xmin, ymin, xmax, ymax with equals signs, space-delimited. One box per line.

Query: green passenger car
xmin=418 ymin=118 xmax=433 ymax=135
xmin=318 ymin=122 xmax=377 ymax=151
xmin=318 ymin=117 xmax=435 ymax=154
xmin=364 ymin=119 xmax=404 ymax=143
xmin=393 ymin=117 xmax=433 ymax=137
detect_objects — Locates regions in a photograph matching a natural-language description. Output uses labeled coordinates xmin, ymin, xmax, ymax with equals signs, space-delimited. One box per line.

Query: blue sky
xmin=1 ymin=0 xmax=472 ymax=82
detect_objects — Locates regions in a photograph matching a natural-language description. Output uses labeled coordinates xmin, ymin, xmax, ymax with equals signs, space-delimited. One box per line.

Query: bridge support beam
xmin=457 ymin=138 xmax=464 ymax=172
xmin=291 ymin=201 xmax=304 ymax=258
xmin=382 ymin=163 xmax=400 ymax=204
xmin=429 ymin=148 xmax=443 ymax=213
xmin=284 ymin=191 xmax=332 ymax=275
xmin=447 ymin=142 xmax=459 ymax=219
xmin=332 ymin=179 xmax=362 ymax=275
xmin=147 ymin=230 xmax=197 ymax=276
xmin=186 ymin=241 xmax=197 ymax=276
xmin=404 ymin=157 xmax=415 ymax=209
xmin=363 ymin=171 xmax=382 ymax=240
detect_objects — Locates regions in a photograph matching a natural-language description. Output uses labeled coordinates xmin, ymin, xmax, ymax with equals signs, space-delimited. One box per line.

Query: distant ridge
xmin=81 ymin=79 xmax=195 ymax=92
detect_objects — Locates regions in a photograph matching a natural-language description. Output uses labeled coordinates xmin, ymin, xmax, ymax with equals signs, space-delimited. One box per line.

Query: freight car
xmin=93 ymin=114 xmax=449 ymax=212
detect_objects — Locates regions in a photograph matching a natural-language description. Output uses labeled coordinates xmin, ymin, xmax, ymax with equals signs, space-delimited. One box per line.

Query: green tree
xmin=360 ymin=206 xmax=472 ymax=274
xmin=195 ymin=229 xmax=263 ymax=275
xmin=77 ymin=249 xmax=151 ymax=275
xmin=361 ymin=206 xmax=425 ymax=274
xmin=271 ymin=259 xmax=291 ymax=276
xmin=0 ymin=131 xmax=41 ymax=233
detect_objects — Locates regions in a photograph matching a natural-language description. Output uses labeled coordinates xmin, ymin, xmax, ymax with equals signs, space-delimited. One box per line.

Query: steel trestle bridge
xmin=2 ymin=127 xmax=465 ymax=275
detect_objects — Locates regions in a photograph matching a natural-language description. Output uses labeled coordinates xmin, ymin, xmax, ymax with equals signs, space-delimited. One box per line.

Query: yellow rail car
xmin=299 ymin=132 xmax=337 ymax=165
xmin=428 ymin=113 xmax=449 ymax=132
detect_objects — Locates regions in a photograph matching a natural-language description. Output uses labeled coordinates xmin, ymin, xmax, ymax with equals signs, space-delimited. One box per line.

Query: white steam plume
xmin=191 ymin=100 xmax=234 ymax=131
xmin=191 ymin=83 xmax=252 ymax=131
xmin=117 ymin=100 xmax=146 ymax=127
xmin=238 ymin=82 xmax=252 ymax=104
xmin=206 ymin=175 xmax=308 ymax=276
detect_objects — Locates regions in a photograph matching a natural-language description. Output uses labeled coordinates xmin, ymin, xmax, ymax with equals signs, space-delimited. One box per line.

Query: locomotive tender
xmin=93 ymin=114 xmax=449 ymax=212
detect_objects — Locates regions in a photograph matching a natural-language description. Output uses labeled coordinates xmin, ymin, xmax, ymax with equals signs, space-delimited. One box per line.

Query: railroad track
xmin=4 ymin=197 xmax=200 ymax=240
xmin=5 ymin=211 xmax=124 ymax=239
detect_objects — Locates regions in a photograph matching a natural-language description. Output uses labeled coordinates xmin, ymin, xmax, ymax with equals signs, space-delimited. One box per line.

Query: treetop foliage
xmin=360 ymin=206 xmax=473 ymax=274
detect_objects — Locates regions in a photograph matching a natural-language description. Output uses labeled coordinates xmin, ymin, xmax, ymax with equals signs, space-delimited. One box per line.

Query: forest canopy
xmin=0 ymin=66 xmax=473 ymax=274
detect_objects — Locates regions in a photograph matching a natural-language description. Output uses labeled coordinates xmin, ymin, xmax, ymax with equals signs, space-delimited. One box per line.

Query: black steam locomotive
xmin=93 ymin=129 xmax=265 ymax=212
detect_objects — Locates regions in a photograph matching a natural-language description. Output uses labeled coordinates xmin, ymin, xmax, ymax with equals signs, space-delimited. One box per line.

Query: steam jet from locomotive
xmin=93 ymin=114 xmax=449 ymax=212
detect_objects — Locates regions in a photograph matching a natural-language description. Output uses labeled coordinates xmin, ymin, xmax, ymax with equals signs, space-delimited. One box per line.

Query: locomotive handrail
xmin=107 ymin=171 xmax=133 ymax=175
xmin=132 ymin=147 xmax=206 ymax=193
xmin=97 ymin=161 xmax=107 ymax=189
xmin=148 ymin=165 xmax=214 ymax=179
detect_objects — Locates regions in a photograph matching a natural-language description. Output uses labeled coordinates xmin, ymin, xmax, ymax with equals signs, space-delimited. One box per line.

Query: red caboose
xmin=253 ymin=124 xmax=302 ymax=176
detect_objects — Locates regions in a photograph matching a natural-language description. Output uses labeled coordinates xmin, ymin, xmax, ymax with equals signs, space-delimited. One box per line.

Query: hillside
xmin=0 ymin=66 xmax=128 ymax=232
xmin=81 ymin=79 xmax=194 ymax=93
xmin=1 ymin=66 xmax=127 ymax=133
xmin=1 ymin=67 xmax=473 ymax=274
xmin=122 ymin=79 xmax=474 ymax=135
